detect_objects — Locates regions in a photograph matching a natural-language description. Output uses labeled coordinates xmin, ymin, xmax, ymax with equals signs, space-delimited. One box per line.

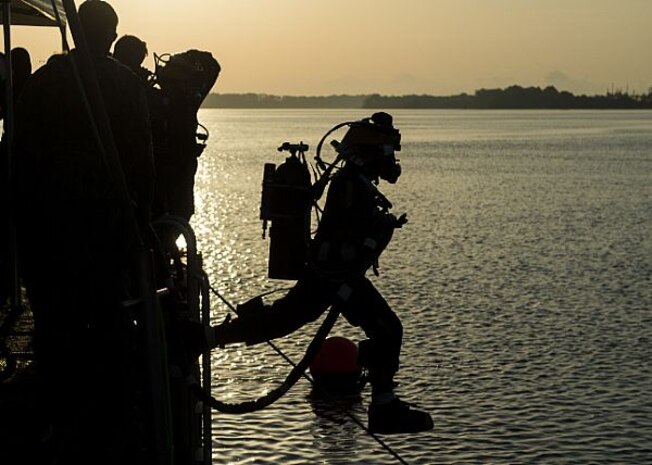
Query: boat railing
xmin=153 ymin=214 xmax=213 ymax=465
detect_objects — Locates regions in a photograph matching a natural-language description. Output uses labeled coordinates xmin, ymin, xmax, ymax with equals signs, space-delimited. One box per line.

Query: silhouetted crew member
xmin=13 ymin=1 xmax=153 ymax=463
xmin=10 ymin=47 xmax=32 ymax=100
xmin=0 ymin=47 xmax=32 ymax=118
xmin=113 ymin=34 xmax=152 ymax=81
xmin=205 ymin=113 xmax=433 ymax=434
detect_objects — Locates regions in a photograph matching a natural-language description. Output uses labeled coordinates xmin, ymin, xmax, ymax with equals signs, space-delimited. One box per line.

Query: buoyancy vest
xmin=311 ymin=169 xmax=395 ymax=277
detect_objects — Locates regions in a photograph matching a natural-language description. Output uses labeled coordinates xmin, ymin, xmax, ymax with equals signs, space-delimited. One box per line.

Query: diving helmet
xmin=155 ymin=50 xmax=219 ymax=99
xmin=339 ymin=112 xmax=402 ymax=183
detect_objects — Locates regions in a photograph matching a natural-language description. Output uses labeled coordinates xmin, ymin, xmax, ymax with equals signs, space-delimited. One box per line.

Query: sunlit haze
xmin=10 ymin=0 xmax=652 ymax=96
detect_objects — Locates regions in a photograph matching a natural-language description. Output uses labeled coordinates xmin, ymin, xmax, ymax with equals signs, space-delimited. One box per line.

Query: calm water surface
xmin=191 ymin=109 xmax=652 ymax=464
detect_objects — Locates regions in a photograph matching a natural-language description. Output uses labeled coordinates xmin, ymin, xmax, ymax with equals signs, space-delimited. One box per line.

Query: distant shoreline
xmin=202 ymin=85 xmax=652 ymax=110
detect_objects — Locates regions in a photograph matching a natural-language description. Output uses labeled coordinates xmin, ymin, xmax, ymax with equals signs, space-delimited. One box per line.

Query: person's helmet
xmin=338 ymin=112 xmax=402 ymax=183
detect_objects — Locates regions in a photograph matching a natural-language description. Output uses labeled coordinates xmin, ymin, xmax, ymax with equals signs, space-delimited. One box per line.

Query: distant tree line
xmin=363 ymin=86 xmax=652 ymax=109
xmin=202 ymin=93 xmax=366 ymax=108
xmin=202 ymin=85 xmax=652 ymax=109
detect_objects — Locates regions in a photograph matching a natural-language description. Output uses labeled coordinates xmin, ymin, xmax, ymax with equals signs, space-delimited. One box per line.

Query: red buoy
xmin=309 ymin=337 xmax=363 ymax=395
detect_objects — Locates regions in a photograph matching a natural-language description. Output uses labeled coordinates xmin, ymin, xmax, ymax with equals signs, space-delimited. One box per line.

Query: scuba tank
xmin=260 ymin=142 xmax=312 ymax=280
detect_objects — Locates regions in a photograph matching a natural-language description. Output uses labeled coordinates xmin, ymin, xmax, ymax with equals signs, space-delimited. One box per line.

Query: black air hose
xmin=190 ymin=305 xmax=340 ymax=414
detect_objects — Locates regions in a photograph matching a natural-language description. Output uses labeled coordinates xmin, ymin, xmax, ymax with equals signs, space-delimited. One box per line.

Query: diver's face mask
xmin=334 ymin=112 xmax=403 ymax=182
xmin=378 ymin=144 xmax=402 ymax=184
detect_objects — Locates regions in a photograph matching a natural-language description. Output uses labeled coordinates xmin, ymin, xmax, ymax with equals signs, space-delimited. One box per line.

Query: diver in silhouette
xmin=147 ymin=49 xmax=220 ymax=221
xmin=114 ymin=36 xmax=219 ymax=249
xmin=114 ymin=36 xmax=220 ymax=222
xmin=13 ymin=1 xmax=154 ymax=463
xmin=197 ymin=112 xmax=433 ymax=434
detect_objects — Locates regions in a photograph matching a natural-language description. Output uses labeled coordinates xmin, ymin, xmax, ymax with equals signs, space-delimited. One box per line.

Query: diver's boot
xmin=183 ymin=296 xmax=273 ymax=359
xmin=212 ymin=296 xmax=269 ymax=346
xmin=181 ymin=314 xmax=246 ymax=361
xmin=235 ymin=295 xmax=265 ymax=318
xmin=368 ymin=398 xmax=433 ymax=434
xmin=181 ymin=320 xmax=219 ymax=362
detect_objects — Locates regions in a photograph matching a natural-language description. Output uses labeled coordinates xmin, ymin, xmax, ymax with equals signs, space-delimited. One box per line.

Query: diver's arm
xmin=355 ymin=210 xmax=407 ymax=276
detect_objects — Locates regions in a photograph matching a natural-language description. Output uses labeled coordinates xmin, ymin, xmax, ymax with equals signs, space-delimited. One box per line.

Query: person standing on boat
xmin=12 ymin=1 xmax=154 ymax=463
xmin=200 ymin=112 xmax=433 ymax=434
xmin=113 ymin=34 xmax=152 ymax=82
xmin=0 ymin=47 xmax=33 ymax=119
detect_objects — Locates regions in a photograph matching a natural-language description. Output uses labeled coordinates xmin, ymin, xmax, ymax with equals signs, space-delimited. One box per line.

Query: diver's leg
xmin=338 ymin=277 xmax=433 ymax=434
xmin=212 ymin=274 xmax=331 ymax=346
xmin=337 ymin=277 xmax=402 ymax=396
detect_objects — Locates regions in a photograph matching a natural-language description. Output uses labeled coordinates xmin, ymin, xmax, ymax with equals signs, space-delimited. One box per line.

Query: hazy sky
xmin=11 ymin=0 xmax=652 ymax=96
